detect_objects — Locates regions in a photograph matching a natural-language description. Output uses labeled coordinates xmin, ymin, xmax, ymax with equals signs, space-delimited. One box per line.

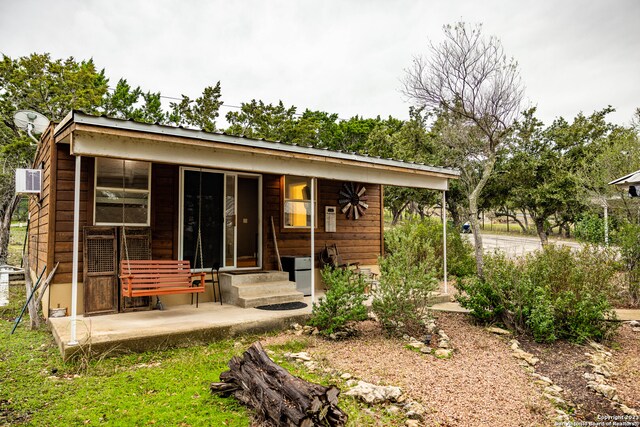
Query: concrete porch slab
xmin=49 ymin=297 xmax=313 ymax=360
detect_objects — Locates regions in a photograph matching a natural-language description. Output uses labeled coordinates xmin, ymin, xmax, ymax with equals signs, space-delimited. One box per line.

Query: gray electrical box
xmin=325 ymin=206 xmax=336 ymax=232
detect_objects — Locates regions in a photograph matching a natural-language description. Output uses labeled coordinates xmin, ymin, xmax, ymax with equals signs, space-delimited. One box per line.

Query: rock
xmin=509 ymin=340 xmax=520 ymax=351
xmin=486 ymin=326 xmax=511 ymax=335
xmin=303 ymin=361 xmax=317 ymax=370
xmin=405 ymin=411 xmax=423 ymax=420
xmin=434 ymin=348 xmax=453 ymax=358
xmin=632 ymin=327 xmax=640 ymax=333
xmin=592 ymin=363 xmax=614 ymax=378
xmin=544 ymin=385 xmax=563 ymax=395
xmin=512 ymin=349 xmax=539 ymax=366
xmin=438 ymin=331 xmax=450 ymax=341
xmin=386 ymin=405 xmax=401 ymax=415
xmin=438 ymin=340 xmax=450 ymax=349
xmin=311 ymin=328 xmax=320 ymax=336
xmin=408 ymin=339 xmax=424 ymax=350
xmin=287 ymin=352 xmax=312 ymax=362
xmin=340 ymin=373 xmax=352 ymax=380
xmin=404 ymin=401 xmax=426 ymax=417
xmin=628 ymin=320 xmax=640 ymax=327
xmin=420 ymin=346 xmax=432 ymax=354
xmin=583 ymin=372 xmax=595 ymax=381
xmin=532 ymin=373 xmax=554 ymax=384
xmin=619 ymin=404 xmax=638 ymax=416
xmin=294 ymin=329 xmax=304 ymax=336
xmin=405 ymin=420 xmax=420 ymax=427
xmin=344 ymin=381 xmax=403 ymax=404
xmin=291 ymin=323 xmax=303 ymax=331
xmin=543 ymin=393 xmax=566 ymax=407
xmin=346 ymin=379 xmax=358 ymax=387
xmin=587 ymin=382 xmax=617 ymax=400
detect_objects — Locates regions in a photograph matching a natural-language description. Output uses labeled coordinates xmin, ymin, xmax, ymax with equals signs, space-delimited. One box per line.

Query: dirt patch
xmin=267 ymin=313 xmax=556 ymax=426
xmin=610 ymin=324 xmax=640 ymax=410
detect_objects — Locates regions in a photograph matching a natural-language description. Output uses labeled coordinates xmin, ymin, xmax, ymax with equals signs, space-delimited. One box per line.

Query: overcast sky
xmin=1 ymin=0 xmax=638 ymax=127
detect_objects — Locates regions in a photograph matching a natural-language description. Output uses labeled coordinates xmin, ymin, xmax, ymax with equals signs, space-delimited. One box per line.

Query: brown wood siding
xmin=262 ymin=175 xmax=383 ymax=269
xmin=150 ymin=164 xmax=179 ymax=259
xmin=27 ymin=126 xmax=55 ymax=276
xmin=51 ymin=144 xmax=92 ymax=284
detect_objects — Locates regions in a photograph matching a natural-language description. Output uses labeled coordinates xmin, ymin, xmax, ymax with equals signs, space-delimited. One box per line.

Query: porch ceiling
xmin=55 ymin=111 xmax=459 ymax=190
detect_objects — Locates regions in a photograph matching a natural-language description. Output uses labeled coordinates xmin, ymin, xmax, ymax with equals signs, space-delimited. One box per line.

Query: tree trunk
xmin=211 ymin=342 xmax=348 ymax=427
xmin=495 ymin=210 xmax=527 ymax=233
xmin=468 ymin=155 xmax=497 ymax=279
xmin=535 ymin=218 xmax=548 ymax=246
xmin=0 ymin=196 xmax=20 ymax=265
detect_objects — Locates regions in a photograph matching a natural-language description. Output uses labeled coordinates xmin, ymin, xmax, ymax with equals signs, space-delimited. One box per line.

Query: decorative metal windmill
xmin=338 ymin=182 xmax=368 ymax=220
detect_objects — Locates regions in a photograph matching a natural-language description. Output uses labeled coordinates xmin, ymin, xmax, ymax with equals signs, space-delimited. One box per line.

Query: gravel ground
xmin=278 ymin=313 xmax=556 ymax=426
xmin=610 ymin=324 xmax=640 ymax=410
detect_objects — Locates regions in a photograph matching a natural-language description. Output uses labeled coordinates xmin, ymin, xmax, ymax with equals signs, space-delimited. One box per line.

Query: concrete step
xmin=428 ymin=293 xmax=454 ymax=305
xmin=221 ymin=271 xmax=289 ymax=285
xmin=235 ymin=281 xmax=298 ymax=298
xmin=238 ymin=291 xmax=305 ymax=309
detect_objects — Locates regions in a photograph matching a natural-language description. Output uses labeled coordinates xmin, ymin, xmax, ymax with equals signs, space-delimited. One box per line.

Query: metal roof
xmin=55 ymin=110 xmax=459 ymax=178
xmin=609 ymin=169 xmax=640 ymax=186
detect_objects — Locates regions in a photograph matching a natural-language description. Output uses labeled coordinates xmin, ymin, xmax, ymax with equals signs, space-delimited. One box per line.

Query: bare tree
xmin=403 ymin=22 xmax=524 ymax=277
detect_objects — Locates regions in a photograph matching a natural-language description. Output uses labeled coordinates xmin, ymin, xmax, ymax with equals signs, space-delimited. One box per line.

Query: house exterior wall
xmin=34 ymin=149 xmax=384 ymax=316
xmin=262 ymin=174 xmax=383 ymax=270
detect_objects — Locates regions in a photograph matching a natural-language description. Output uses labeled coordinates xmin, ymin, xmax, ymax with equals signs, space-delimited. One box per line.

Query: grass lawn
xmin=1 ymin=286 xmax=400 ymax=427
xmin=7 ymin=225 xmax=26 ymax=267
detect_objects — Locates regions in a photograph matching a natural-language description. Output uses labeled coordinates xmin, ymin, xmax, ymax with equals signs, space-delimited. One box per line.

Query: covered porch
xmin=49 ymin=297 xmax=315 ymax=360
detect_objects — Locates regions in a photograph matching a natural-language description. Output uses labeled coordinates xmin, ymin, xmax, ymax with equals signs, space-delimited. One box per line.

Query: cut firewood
xmin=211 ymin=341 xmax=348 ymax=426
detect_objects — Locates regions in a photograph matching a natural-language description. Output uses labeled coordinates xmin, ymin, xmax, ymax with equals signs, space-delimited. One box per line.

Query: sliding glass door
xmin=180 ymin=168 xmax=261 ymax=271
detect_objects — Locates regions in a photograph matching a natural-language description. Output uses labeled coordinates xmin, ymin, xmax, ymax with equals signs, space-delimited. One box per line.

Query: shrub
xmin=575 ymin=212 xmax=619 ymax=244
xmin=373 ymin=224 xmax=439 ymax=337
xmin=308 ymin=267 xmax=368 ymax=336
xmin=385 ymin=217 xmax=475 ymax=278
xmin=457 ymin=246 xmax=619 ymax=343
xmin=615 ymin=222 xmax=640 ymax=306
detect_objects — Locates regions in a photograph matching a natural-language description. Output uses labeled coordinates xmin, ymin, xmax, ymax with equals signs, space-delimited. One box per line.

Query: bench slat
xmin=119 ymin=260 xmax=206 ymax=302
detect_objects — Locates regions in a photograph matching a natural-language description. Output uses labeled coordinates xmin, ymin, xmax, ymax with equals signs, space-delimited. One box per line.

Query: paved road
xmin=463 ymin=233 xmax=582 ymax=257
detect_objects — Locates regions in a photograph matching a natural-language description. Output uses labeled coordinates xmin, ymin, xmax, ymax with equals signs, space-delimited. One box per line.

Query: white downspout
xmin=69 ymin=154 xmax=81 ymax=346
xmin=310 ymin=178 xmax=315 ymax=305
xmin=604 ymin=203 xmax=609 ymax=246
xmin=442 ymin=191 xmax=448 ymax=295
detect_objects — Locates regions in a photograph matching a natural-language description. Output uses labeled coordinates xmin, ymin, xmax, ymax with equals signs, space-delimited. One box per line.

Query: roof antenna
xmin=13 ymin=110 xmax=50 ymax=143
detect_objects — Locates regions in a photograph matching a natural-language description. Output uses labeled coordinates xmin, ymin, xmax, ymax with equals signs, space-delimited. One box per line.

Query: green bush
xmin=457 ymin=246 xmax=619 ymax=343
xmin=373 ymin=223 xmax=439 ymax=337
xmin=385 ymin=217 xmax=475 ymax=278
xmin=308 ymin=267 xmax=368 ymax=335
xmin=575 ymin=212 xmax=618 ymax=244
xmin=615 ymin=222 xmax=640 ymax=306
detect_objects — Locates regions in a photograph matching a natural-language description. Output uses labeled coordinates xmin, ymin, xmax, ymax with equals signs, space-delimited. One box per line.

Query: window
xmin=94 ymin=158 xmax=150 ymax=225
xmin=283 ymin=175 xmax=316 ymax=228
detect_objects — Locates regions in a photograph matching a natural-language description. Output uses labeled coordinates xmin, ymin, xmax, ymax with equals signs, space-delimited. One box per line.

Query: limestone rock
xmin=628 ymin=320 xmax=640 ymax=327
xmin=286 ymin=352 xmax=311 ymax=362
xmin=587 ymin=382 xmax=617 ymax=400
xmin=543 ymin=393 xmax=566 ymax=407
xmin=486 ymin=326 xmax=511 ymax=335
xmin=386 ymin=405 xmax=401 ymax=415
xmin=512 ymin=349 xmax=539 ymax=366
xmin=344 ymin=380 xmax=403 ymax=404
xmin=544 ymin=385 xmax=563 ymax=395
xmin=420 ymin=346 xmax=432 ymax=354
xmin=405 ymin=420 xmax=420 ymax=427
xmin=340 ymin=373 xmax=352 ymax=380
xmin=620 ymin=404 xmax=638 ymax=416
xmin=434 ymin=348 xmax=453 ymax=358
xmin=532 ymin=373 xmax=554 ymax=384
xmin=438 ymin=340 xmax=450 ymax=349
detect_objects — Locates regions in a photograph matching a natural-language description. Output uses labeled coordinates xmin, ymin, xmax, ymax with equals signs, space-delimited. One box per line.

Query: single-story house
xmin=26 ymin=110 xmax=459 ymax=344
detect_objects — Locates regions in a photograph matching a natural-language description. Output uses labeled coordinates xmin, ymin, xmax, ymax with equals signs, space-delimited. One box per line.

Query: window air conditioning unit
xmin=15 ymin=169 xmax=42 ymax=194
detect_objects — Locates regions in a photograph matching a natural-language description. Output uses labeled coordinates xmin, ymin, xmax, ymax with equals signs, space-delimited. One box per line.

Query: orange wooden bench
xmin=119 ymin=260 xmax=206 ymax=308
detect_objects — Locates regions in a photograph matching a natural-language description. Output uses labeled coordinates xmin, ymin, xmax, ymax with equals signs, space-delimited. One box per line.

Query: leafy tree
xmin=403 ymin=22 xmax=525 ymax=277
xmin=101 ymin=78 xmax=165 ymax=124
xmin=167 ymin=82 xmax=223 ymax=132
xmin=0 ymin=53 xmax=109 ymax=263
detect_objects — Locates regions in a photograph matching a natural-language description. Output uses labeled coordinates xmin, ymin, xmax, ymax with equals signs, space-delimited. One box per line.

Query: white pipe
xmin=604 ymin=204 xmax=609 ymax=246
xmin=310 ymin=178 xmax=315 ymax=305
xmin=442 ymin=191 xmax=448 ymax=295
xmin=69 ymin=155 xmax=81 ymax=346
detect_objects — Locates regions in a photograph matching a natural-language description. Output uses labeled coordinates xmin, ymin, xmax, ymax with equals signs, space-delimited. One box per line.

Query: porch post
xmin=310 ymin=177 xmax=315 ymax=305
xmin=69 ymin=155 xmax=81 ymax=346
xmin=442 ymin=190 xmax=448 ymax=295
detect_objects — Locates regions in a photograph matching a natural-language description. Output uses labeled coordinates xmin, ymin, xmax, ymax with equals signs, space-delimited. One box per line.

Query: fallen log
xmin=211 ymin=341 xmax=347 ymax=427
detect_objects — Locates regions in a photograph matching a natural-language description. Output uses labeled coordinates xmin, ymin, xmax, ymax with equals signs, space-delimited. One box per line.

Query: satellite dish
xmin=13 ymin=110 xmax=50 ymax=143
